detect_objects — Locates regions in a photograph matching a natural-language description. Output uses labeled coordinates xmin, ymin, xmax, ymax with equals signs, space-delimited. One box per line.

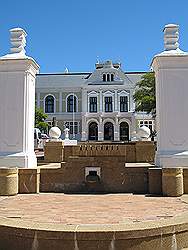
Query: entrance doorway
xmin=104 ymin=122 xmax=114 ymax=141
xmin=120 ymin=122 xmax=129 ymax=141
xmin=88 ymin=122 xmax=98 ymax=140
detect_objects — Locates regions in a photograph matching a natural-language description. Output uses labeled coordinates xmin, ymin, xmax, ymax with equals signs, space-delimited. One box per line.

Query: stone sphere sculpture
xmin=49 ymin=126 xmax=61 ymax=140
xmin=137 ymin=126 xmax=150 ymax=139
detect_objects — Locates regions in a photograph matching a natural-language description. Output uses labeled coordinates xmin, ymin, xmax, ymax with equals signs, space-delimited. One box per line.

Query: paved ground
xmin=0 ymin=194 xmax=188 ymax=225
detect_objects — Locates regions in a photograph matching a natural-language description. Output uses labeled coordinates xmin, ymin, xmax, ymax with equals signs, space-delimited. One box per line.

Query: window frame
xmin=66 ymin=94 xmax=78 ymax=113
xmin=89 ymin=96 xmax=98 ymax=113
xmin=44 ymin=94 xmax=56 ymax=113
xmin=120 ymin=96 xmax=128 ymax=112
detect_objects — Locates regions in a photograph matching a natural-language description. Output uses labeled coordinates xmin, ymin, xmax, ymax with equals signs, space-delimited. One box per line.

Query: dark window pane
xmin=64 ymin=121 xmax=78 ymax=134
xmin=120 ymin=96 xmax=128 ymax=112
xmin=111 ymin=74 xmax=114 ymax=81
xmin=107 ymin=74 xmax=110 ymax=82
xmin=103 ymin=74 xmax=106 ymax=82
xmin=89 ymin=96 xmax=97 ymax=113
xmin=89 ymin=122 xmax=98 ymax=140
xmin=45 ymin=95 xmax=54 ymax=113
xmin=105 ymin=96 xmax=113 ymax=112
xmin=67 ymin=95 xmax=77 ymax=112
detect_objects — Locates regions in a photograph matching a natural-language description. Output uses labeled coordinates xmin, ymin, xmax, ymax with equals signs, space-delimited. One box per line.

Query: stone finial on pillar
xmin=10 ymin=28 xmax=27 ymax=55
xmin=164 ymin=24 xmax=179 ymax=51
xmin=0 ymin=28 xmax=40 ymax=168
xmin=151 ymin=24 xmax=188 ymax=169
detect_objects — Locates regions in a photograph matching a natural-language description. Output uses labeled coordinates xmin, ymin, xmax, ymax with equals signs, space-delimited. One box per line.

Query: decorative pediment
xmin=103 ymin=90 xmax=114 ymax=96
xmin=88 ymin=90 xmax=98 ymax=96
xmin=118 ymin=90 xmax=130 ymax=96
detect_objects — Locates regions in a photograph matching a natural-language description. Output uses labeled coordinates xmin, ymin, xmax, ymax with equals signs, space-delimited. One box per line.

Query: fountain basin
xmin=0 ymin=194 xmax=188 ymax=249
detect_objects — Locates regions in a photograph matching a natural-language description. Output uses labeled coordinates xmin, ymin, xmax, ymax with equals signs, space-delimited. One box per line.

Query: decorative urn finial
xmin=10 ymin=28 xmax=27 ymax=55
xmin=163 ymin=24 xmax=179 ymax=51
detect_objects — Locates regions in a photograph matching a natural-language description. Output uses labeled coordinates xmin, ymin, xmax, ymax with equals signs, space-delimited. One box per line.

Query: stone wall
xmin=41 ymin=141 xmax=155 ymax=193
xmin=63 ymin=141 xmax=155 ymax=163
xmin=40 ymin=160 xmax=150 ymax=193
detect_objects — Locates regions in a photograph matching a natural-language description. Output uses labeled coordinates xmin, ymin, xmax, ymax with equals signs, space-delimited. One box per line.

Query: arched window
xmin=67 ymin=95 xmax=77 ymax=112
xmin=120 ymin=122 xmax=129 ymax=141
xmin=102 ymin=73 xmax=114 ymax=82
xmin=45 ymin=95 xmax=55 ymax=113
xmin=111 ymin=74 xmax=114 ymax=81
xmin=104 ymin=122 xmax=114 ymax=140
xmin=103 ymin=74 xmax=106 ymax=82
xmin=107 ymin=74 xmax=110 ymax=82
xmin=88 ymin=122 xmax=98 ymax=140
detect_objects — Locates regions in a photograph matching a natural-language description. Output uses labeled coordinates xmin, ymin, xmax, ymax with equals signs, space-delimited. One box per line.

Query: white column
xmin=114 ymin=116 xmax=119 ymax=141
xmin=82 ymin=88 xmax=88 ymax=112
xmin=0 ymin=28 xmax=39 ymax=168
xmin=87 ymin=96 xmax=90 ymax=113
xmin=37 ymin=92 xmax=40 ymax=108
xmin=152 ymin=24 xmax=188 ymax=168
xmin=129 ymin=90 xmax=133 ymax=111
xmin=99 ymin=90 xmax=103 ymax=112
xmin=59 ymin=92 xmax=62 ymax=113
xmin=98 ymin=116 xmax=103 ymax=141
xmin=81 ymin=115 xmax=87 ymax=141
xmin=114 ymin=90 xmax=118 ymax=111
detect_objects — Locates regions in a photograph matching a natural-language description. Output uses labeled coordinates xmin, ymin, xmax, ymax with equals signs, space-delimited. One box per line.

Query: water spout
xmin=109 ymin=232 xmax=115 ymax=250
xmin=31 ymin=231 xmax=38 ymax=250
xmin=160 ymin=231 xmax=163 ymax=249
xmin=74 ymin=231 xmax=79 ymax=250
xmin=171 ymin=226 xmax=177 ymax=250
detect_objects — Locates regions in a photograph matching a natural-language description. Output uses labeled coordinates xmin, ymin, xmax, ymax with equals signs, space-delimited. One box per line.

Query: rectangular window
xmin=89 ymin=97 xmax=97 ymax=113
xmin=105 ymin=96 xmax=113 ymax=112
xmin=120 ymin=96 xmax=128 ymax=112
xmin=139 ymin=120 xmax=154 ymax=133
xmin=64 ymin=121 xmax=79 ymax=134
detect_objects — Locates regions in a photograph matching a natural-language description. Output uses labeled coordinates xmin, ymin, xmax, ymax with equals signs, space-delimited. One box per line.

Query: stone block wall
xmin=18 ymin=168 xmax=40 ymax=194
xmin=40 ymin=141 xmax=155 ymax=193
xmin=63 ymin=141 xmax=155 ymax=163
xmin=40 ymin=157 xmax=149 ymax=193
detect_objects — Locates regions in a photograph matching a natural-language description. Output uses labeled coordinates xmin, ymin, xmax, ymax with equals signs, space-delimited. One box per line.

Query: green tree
xmin=133 ymin=72 xmax=156 ymax=116
xmin=35 ymin=107 xmax=48 ymax=132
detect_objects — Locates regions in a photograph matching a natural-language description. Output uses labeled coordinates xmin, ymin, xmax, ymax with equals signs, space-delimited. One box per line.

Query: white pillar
xmin=0 ymin=28 xmax=39 ymax=168
xmin=37 ymin=92 xmax=40 ymax=108
xmin=99 ymin=90 xmax=103 ymax=112
xmin=114 ymin=90 xmax=118 ymax=111
xmin=129 ymin=90 xmax=133 ymax=112
xmin=82 ymin=89 xmax=87 ymax=112
xmin=114 ymin=116 xmax=119 ymax=141
xmin=81 ymin=115 xmax=87 ymax=141
xmin=98 ymin=117 xmax=103 ymax=141
xmin=151 ymin=24 xmax=188 ymax=168
xmin=59 ymin=92 xmax=62 ymax=113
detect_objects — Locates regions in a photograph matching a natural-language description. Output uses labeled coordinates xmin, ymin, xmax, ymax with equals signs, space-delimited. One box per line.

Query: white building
xmin=36 ymin=60 xmax=154 ymax=141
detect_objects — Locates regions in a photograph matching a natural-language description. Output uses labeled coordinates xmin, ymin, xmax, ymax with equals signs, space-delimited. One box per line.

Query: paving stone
xmin=0 ymin=194 xmax=187 ymax=225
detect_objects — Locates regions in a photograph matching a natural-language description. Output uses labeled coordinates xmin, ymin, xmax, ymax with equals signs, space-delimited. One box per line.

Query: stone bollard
xmin=18 ymin=168 xmax=40 ymax=193
xmin=44 ymin=141 xmax=64 ymax=163
xmin=148 ymin=168 xmax=162 ymax=195
xmin=0 ymin=168 xmax=18 ymax=195
xmin=162 ymin=168 xmax=184 ymax=196
xmin=183 ymin=169 xmax=188 ymax=194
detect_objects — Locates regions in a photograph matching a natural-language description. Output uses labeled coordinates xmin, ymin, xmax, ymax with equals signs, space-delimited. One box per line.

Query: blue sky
xmin=0 ymin=0 xmax=188 ymax=73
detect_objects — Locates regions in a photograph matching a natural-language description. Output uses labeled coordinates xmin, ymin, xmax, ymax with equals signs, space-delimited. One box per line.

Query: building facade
xmin=36 ymin=60 xmax=154 ymax=141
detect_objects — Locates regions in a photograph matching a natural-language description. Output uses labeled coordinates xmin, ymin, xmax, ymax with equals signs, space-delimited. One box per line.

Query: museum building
xmin=36 ymin=60 xmax=154 ymax=141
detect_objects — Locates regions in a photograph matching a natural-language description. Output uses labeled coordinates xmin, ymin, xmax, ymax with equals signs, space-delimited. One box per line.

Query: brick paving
xmin=0 ymin=194 xmax=188 ymax=225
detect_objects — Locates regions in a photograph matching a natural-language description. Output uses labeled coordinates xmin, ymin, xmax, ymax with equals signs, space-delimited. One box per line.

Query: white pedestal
xmin=0 ymin=57 xmax=39 ymax=168
xmin=62 ymin=139 xmax=78 ymax=146
xmin=152 ymin=54 xmax=188 ymax=168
